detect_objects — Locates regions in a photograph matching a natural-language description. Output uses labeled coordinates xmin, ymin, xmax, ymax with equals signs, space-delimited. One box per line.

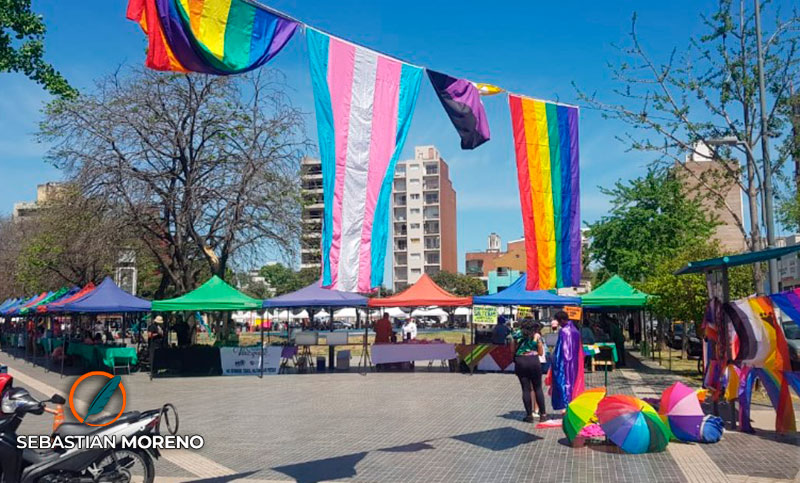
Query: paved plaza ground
xmin=1 ymin=348 xmax=798 ymax=483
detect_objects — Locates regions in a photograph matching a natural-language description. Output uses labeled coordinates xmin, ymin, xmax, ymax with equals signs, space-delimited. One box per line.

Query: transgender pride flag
xmin=307 ymin=29 xmax=423 ymax=292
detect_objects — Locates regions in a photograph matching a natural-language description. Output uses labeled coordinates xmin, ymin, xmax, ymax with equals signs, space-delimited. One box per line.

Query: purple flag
xmin=427 ymin=70 xmax=490 ymax=149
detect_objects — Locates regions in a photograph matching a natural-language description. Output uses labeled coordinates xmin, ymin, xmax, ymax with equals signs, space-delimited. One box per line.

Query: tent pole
xmin=259 ymin=309 xmax=265 ymax=379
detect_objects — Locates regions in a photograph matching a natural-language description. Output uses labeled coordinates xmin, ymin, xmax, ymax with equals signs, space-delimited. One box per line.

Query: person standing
xmin=491 ymin=315 xmax=512 ymax=345
xmin=512 ymin=319 xmax=547 ymax=422
xmin=402 ymin=318 xmax=417 ymax=341
xmin=609 ymin=316 xmax=626 ymax=367
xmin=374 ymin=313 xmax=393 ymax=344
xmin=551 ymin=311 xmax=585 ymax=412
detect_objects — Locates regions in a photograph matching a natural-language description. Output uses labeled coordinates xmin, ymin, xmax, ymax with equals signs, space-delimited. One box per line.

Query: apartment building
xmin=677 ymin=142 xmax=747 ymax=253
xmin=391 ymin=146 xmax=457 ymax=292
xmin=300 ymin=158 xmax=323 ymax=270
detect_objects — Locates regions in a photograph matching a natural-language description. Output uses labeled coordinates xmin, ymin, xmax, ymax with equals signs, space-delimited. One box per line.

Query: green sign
xmin=473 ymin=305 xmax=498 ymax=324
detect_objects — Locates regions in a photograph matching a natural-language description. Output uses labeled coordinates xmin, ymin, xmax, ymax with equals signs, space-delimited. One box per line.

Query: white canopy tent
xmin=314 ymin=309 xmax=330 ymax=319
xmin=333 ymin=307 xmax=366 ymax=320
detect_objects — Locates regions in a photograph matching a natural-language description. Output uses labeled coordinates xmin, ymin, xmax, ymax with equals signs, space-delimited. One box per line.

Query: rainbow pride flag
xmin=770 ymin=288 xmax=800 ymax=328
xmin=508 ymin=95 xmax=581 ymax=290
xmin=307 ymin=29 xmax=423 ymax=292
xmin=127 ymin=0 xmax=298 ymax=74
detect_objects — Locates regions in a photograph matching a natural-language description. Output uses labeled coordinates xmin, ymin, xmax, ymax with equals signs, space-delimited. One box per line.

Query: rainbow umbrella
xmin=596 ymin=395 xmax=670 ymax=454
xmin=659 ymin=382 xmax=723 ymax=443
xmin=563 ymin=387 xmax=606 ymax=442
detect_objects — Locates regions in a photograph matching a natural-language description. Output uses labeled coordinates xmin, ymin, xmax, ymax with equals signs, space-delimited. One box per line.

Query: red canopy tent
xmin=368 ymin=274 xmax=472 ymax=307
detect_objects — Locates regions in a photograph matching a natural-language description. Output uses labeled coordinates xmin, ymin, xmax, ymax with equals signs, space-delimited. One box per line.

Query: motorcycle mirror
xmin=50 ymin=394 xmax=66 ymax=405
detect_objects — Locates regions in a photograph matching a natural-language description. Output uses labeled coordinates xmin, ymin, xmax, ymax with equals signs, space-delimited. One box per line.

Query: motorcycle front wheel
xmin=95 ymin=449 xmax=154 ymax=483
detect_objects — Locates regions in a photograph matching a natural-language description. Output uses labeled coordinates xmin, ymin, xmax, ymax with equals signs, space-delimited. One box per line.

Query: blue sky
xmin=0 ymin=0 xmax=791 ymax=276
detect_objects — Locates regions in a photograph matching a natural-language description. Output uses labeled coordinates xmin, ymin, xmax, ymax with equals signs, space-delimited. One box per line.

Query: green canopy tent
xmin=580 ymin=275 xmax=654 ymax=369
xmin=152 ymin=275 xmax=262 ymax=312
xmin=580 ymin=275 xmax=650 ymax=308
xmin=151 ymin=276 xmax=264 ymax=378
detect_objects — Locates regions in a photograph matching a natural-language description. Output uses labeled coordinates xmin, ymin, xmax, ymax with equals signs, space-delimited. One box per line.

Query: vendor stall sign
xmin=517 ymin=306 xmax=534 ymax=319
xmin=473 ymin=306 xmax=498 ymax=324
xmin=565 ymin=306 xmax=583 ymax=321
xmin=219 ymin=347 xmax=281 ymax=376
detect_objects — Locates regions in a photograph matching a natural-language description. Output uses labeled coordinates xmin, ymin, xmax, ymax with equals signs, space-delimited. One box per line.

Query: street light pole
xmin=754 ymin=0 xmax=779 ymax=293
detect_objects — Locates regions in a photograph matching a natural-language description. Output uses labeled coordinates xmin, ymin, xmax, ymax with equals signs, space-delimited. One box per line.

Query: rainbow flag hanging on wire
xmin=126 ymin=0 xmax=299 ymax=74
xmin=307 ymin=29 xmax=423 ymax=293
xmin=508 ymin=94 xmax=581 ymax=290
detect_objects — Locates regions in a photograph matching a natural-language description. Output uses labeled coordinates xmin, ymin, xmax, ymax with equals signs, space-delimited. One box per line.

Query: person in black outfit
xmin=512 ymin=318 xmax=547 ymax=422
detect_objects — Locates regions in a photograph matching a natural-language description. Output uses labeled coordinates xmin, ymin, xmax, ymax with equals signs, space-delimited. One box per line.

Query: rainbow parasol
xmin=563 ymin=387 xmax=606 ymax=442
xmin=596 ymin=394 xmax=670 ymax=454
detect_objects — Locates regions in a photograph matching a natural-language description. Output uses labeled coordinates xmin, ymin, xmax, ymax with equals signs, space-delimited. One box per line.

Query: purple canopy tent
xmin=262 ymin=282 xmax=368 ymax=374
xmin=263 ymin=282 xmax=368 ymax=308
xmin=53 ymin=277 xmax=150 ymax=377
xmin=56 ymin=277 xmax=150 ymax=313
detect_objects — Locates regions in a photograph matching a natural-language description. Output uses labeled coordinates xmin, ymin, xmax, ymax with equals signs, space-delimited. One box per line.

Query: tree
xmin=0 ymin=0 xmax=76 ymax=98
xmin=0 ymin=185 xmax=158 ymax=297
xmin=576 ymin=2 xmax=800 ymax=288
xmin=638 ymin=242 xmax=753 ymax=324
xmin=587 ymin=169 xmax=717 ymax=282
xmin=259 ymin=263 xmax=318 ymax=296
xmin=777 ymin=90 xmax=800 ymax=232
xmin=432 ymin=271 xmax=487 ymax=297
xmin=40 ymin=68 xmax=306 ymax=295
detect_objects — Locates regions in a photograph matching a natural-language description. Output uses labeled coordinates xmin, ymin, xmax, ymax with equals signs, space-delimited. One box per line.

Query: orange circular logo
xmin=68 ymin=371 xmax=126 ymax=427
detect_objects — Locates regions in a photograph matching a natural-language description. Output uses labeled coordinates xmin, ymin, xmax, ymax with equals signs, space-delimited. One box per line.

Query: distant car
xmin=783 ymin=322 xmax=800 ymax=372
xmin=668 ymin=322 xmax=702 ymax=358
xmin=332 ymin=321 xmax=354 ymax=330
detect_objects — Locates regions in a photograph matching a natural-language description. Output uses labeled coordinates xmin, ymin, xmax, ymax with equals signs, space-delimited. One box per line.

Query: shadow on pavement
xmin=497 ymin=410 xmax=528 ymax=422
xmin=378 ymin=441 xmax=435 ymax=453
xmin=451 ymin=426 xmax=542 ymax=451
xmin=273 ymin=452 xmax=367 ymax=483
xmin=183 ymin=472 xmax=258 ymax=482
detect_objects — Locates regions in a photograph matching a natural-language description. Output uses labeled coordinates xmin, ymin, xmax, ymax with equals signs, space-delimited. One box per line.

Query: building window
xmin=409 ymin=164 xmax=420 ymax=170
xmin=411 ymin=268 xmax=421 ymax=275
xmin=409 ymin=179 xmax=420 ymax=185
xmin=410 ymin=238 xmax=420 ymax=244
xmin=410 ymin=223 xmax=420 ymax=229
xmin=410 ymin=208 xmax=420 ymax=215
xmin=410 ymin=193 xmax=420 ymax=200
xmin=410 ymin=253 xmax=421 ymax=260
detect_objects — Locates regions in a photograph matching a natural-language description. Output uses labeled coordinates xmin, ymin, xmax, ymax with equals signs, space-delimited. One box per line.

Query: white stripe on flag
xmin=338 ymin=47 xmax=378 ymax=292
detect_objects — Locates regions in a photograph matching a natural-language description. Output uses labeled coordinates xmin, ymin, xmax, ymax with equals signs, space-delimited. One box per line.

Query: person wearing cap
xmin=491 ymin=315 xmax=512 ymax=345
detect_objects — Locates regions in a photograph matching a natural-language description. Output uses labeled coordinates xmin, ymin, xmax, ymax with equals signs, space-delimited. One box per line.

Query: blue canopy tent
xmin=473 ymin=274 xmax=581 ymax=306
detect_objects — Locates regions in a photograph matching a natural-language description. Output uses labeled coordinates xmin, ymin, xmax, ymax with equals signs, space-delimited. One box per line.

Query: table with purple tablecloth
xmin=371 ymin=343 xmax=457 ymax=364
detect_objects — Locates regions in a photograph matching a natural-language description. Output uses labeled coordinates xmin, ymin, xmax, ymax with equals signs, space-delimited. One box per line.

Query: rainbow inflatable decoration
xmin=126 ymin=0 xmax=298 ymax=74
xmin=508 ymin=95 xmax=581 ymax=290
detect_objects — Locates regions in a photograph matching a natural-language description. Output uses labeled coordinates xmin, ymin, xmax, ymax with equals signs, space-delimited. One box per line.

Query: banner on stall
xmin=219 ymin=346 xmax=281 ymax=376
xmin=473 ymin=305 xmax=498 ymax=324
xmin=517 ymin=306 xmax=534 ymax=319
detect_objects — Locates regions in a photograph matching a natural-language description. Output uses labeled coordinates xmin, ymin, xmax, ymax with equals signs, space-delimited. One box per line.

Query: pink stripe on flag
xmin=326 ymin=38 xmax=356 ymax=288
xmin=356 ymin=57 xmax=401 ymax=291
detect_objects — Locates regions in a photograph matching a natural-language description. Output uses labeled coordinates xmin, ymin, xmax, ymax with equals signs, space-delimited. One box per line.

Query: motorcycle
xmin=0 ymin=374 xmax=178 ymax=483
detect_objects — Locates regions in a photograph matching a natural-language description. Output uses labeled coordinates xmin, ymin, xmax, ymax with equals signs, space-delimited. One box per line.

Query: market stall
xmin=580 ymin=275 xmax=650 ymax=369
xmin=263 ymin=282 xmax=368 ymax=371
xmin=55 ymin=277 xmax=150 ymax=374
xmin=368 ymin=274 xmax=470 ymax=370
xmin=152 ymin=275 xmax=263 ymax=377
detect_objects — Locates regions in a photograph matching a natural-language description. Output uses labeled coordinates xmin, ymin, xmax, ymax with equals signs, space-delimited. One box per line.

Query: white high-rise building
xmin=391 ymin=146 xmax=457 ymax=292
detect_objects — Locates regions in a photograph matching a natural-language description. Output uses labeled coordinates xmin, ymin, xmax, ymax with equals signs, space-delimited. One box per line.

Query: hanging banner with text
xmin=473 ymin=306 xmax=498 ymax=324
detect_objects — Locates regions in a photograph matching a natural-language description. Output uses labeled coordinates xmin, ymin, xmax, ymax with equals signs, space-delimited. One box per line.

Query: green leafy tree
xmin=432 ymin=271 xmax=486 ymax=297
xmin=588 ymin=169 xmax=717 ymax=282
xmin=259 ymin=264 xmax=319 ymax=296
xmin=0 ymin=0 xmax=76 ymax=98
xmin=638 ymin=242 xmax=754 ymax=324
